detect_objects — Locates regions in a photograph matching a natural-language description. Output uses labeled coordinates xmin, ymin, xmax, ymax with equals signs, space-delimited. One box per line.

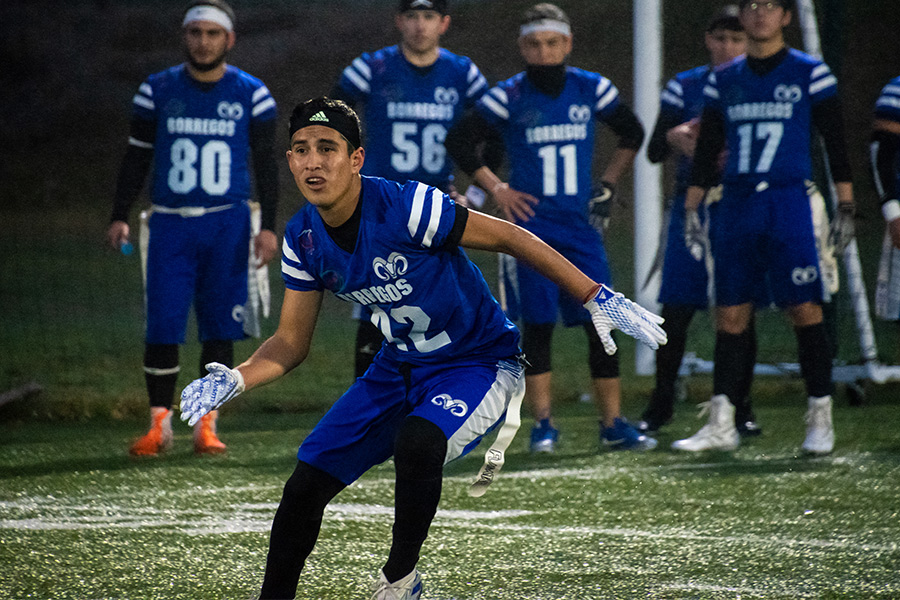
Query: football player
xmin=446 ymin=3 xmax=653 ymax=453
xmin=871 ymin=76 xmax=900 ymax=339
xmin=673 ymin=0 xmax=855 ymax=454
xmin=331 ymin=0 xmax=494 ymax=379
xmin=106 ymin=0 xmax=280 ymax=456
xmin=638 ymin=6 xmax=762 ymax=436
xmin=179 ymin=97 xmax=666 ymax=599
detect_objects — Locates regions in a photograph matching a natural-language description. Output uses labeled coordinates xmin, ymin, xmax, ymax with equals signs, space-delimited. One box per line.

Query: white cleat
xmin=371 ymin=569 xmax=423 ymax=600
xmin=802 ymin=395 xmax=834 ymax=455
xmin=671 ymin=394 xmax=740 ymax=452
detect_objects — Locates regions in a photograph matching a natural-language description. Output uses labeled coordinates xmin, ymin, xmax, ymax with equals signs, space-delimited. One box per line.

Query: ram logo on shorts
xmin=430 ymin=393 xmax=468 ymax=417
xmin=791 ymin=265 xmax=819 ymax=286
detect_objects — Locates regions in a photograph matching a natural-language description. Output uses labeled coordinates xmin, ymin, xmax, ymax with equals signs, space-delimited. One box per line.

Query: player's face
xmin=518 ymin=31 xmax=572 ymax=66
xmin=705 ymin=28 xmax=748 ymax=66
xmin=396 ymin=10 xmax=450 ymax=55
xmin=740 ymin=3 xmax=791 ymax=43
xmin=286 ymin=126 xmax=365 ymax=211
xmin=183 ymin=21 xmax=235 ymax=71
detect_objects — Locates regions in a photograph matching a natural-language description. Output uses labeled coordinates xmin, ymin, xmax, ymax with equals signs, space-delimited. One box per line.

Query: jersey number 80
xmin=168 ymin=137 xmax=232 ymax=196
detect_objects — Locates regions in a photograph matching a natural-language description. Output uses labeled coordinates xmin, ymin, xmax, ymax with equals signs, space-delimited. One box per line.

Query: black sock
xmin=383 ymin=417 xmax=446 ymax=583
xmin=646 ymin=305 xmax=695 ymax=421
xmin=144 ymin=344 xmax=178 ymax=410
xmin=795 ymin=322 xmax=834 ymax=398
xmin=713 ymin=330 xmax=753 ymax=401
xmin=260 ymin=462 xmax=345 ymax=599
xmin=200 ymin=339 xmax=234 ymax=373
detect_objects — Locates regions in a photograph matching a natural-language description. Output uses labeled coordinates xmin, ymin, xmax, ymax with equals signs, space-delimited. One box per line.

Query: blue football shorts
xmin=297 ymin=353 xmax=526 ymax=485
xmin=710 ymin=183 xmax=823 ymax=308
xmin=659 ymin=194 xmax=710 ymax=309
xmin=515 ymin=219 xmax=612 ymax=326
xmin=144 ymin=203 xmax=251 ymax=344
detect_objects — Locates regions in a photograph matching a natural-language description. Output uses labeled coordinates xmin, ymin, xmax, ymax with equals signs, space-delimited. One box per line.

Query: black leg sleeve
xmin=712 ymin=330 xmax=753 ymax=402
xmin=382 ymin=416 xmax=447 ymax=583
xmin=795 ymin=322 xmax=834 ymax=398
xmin=200 ymin=339 xmax=234 ymax=373
xmin=144 ymin=343 xmax=179 ymax=409
xmin=653 ymin=304 xmax=696 ymax=404
xmin=260 ymin=462 xmax=346 ymax=600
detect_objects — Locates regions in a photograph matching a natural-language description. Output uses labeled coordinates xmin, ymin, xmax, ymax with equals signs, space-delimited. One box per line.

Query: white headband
xmin=519 ymin=18 xmax=571 ymax=38
xmin=183 ymin=6 xmax=234 ymax=32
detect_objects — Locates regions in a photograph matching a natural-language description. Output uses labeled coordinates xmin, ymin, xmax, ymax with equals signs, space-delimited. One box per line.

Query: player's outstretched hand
xmin=584 ymin=284 xmax=667 ymax=355
xmin=180 ymin=362 xmax=245 ymax=426
xmin=828 ymin=203 xmax=856 ymax=255
xmin=684 ymin=208 xmax=707 ymax=262
xmin=588 ymin=181 xmax=617 ymax=233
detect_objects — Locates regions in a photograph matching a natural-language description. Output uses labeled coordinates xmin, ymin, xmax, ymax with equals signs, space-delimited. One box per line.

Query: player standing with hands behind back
xmin=446 ymin=3 xmax=652 ymax=453
xmin=106 ymin=0 xmax=280 ymax=456
xmin=672 ymin=0 xmax=855 ymax=454
xmin=179 ymin=97 xmax=665 ymax=599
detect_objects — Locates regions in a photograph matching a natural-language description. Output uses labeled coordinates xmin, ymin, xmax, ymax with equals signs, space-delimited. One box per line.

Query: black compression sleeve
xmin=689 ymin=106 xmax=726 ymax=188
xmin=110 ymin=116 xmax=155 ymax=223
xmin=250 ymin=118 xmax=280 ymax=232
xmin=442 ymin=203 xmax=469 ymax=249
xmin=602 ymin=103 xmax=645 ymax=151
xmin=445 ymin=111 xmax=497 ymax=176
xmin=871 ymin=128 xmax=900 ymax=202
xmin=812 ymin=95 xmax=852 ymax=183
xmin=646 ymin=110 xmax=683 ymax=164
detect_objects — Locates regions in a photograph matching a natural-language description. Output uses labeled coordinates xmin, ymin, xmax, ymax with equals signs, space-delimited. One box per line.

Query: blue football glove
xmin=180 ymin=362 xmax=245 ymax=426
xmin=588 ymin=181 xmax=616 ymax=233
xmin=684 ymin=208 xmax=707 ymax=262
xmin=584 ymin=284 xmax=667 ymax=355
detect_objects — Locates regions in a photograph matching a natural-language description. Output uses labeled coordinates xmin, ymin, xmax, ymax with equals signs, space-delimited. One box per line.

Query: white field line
xmin=1 ymin=492 xmax=897 ymax=556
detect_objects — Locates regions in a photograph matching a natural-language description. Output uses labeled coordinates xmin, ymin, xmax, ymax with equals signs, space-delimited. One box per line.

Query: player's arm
xmin=646 ymin=109 xmax=684 ymax=164
xmin=871 ymin=118 xmax=900 ymax=248
xmin=598 ymin=103 xmax=644 ymax=187
xmin=249 ymin=117 xmax=280 ymax=265
xmin=685 ymin=105 xmax=726 ymax=211
xmin=812 ymin=94 xmax=856 ymax=251
xmin=445 ymin=111 xmax=538 ymax=221
xmin=459 ymin=209 xmax=667 ymax=353
xmin=179 ymin=288 xmax=323 ymax=424
xmin=107 ymin=114 xmax=155 ymax=250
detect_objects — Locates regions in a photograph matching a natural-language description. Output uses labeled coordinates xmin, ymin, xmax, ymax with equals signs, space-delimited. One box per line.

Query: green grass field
xmin=2 ymin=396 xmax=900 ymax=600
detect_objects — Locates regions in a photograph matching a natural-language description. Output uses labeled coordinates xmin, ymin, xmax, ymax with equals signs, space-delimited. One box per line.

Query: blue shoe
xmin=530 ymin=419 xmax=559 ymax=453
xmin=601 ymin=417 xmax=658 ymax=451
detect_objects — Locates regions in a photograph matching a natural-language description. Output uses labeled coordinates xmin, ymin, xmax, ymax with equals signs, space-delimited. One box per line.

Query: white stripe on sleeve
xmin=407 ymin=183 xmax=428 ymax=240
xmin=421 ymin=188 xmax=444 ymax=248
xmin=281 ymin=261 xmax=315 ymax=281
xmin=252 ymin=97 xmax=276 ymax=117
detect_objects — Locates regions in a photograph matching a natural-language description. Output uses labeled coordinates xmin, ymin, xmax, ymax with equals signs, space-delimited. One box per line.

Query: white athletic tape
xmin=183 ymin=5 xmax=233 ymax=32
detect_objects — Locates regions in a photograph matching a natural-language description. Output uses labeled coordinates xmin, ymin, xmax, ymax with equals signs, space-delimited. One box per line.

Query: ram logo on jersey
xmin=434 ymin=87 xmax=459 ymax=105
xmin=372 ymin=252 xmax=409 ymax=281
xmin=568 ymin=104 xmax=592 ymax=123
xmin=774 ymin=85 xmax=803 ymax=103
xmin=217 ymin=101 xmax=244 ymax=120
xmin=430 ymin=393 xmax=468 ymax=417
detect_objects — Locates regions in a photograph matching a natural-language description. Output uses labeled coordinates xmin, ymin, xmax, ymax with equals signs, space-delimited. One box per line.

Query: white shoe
xmin=671 ymin=394 xmax=740 ymax=452
xmin=802 ymin=395 xmax=834 ymax=455
xmin=371 ymin=569 xmax=423 ymax=600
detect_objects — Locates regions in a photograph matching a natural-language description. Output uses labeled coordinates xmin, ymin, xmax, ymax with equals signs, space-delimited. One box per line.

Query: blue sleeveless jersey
xmin=703 ymin=49 xmax=837 ymax=187
xmin=338 ymin=46 xmax=488 ymax=189
xmin=131 ymin=64 xmax=277 ymax=208
xmin=281 ymin=176 xmax=520 ymax=365
xmin=874 ymin=76 xmax=900 ymax=194
xmin=659 ymin=64 xmax=713 ymax=192
xmin=474 ymin=67 xmax=621 ymax=227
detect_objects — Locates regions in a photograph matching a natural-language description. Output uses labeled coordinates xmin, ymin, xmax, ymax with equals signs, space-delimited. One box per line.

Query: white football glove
xmin=684 ymin=208 xmax=707 ymax=262
xmin=180 ymin=362 xmax=245 ymax=426
xmin=828 ymin=202 xmax=856 ymax=255
xmin=584 ymin=284 xmax=667 ymax=355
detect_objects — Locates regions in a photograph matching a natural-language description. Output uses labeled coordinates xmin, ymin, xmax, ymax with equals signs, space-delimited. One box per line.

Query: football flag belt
xmin=468 ymin=359 xmax=526 ymax=498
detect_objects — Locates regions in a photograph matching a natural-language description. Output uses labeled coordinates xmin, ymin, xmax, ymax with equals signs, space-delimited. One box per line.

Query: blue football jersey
xmin=703 ymin=49 xmax=837 ymax=186
xmin=338 ymin=46 xmax=488 ymax=189
xmin=131 ymin=64 xmax=277 ymax=208
xmin=475 ymin=67 xmax=621 ymax=227
xmin=874 ymin=76 xmax=900 ymax=193
xmin=659 ymin=64 xmax=713 ymax=190
xmin=281 ymin=176 xmax=520 ymax=365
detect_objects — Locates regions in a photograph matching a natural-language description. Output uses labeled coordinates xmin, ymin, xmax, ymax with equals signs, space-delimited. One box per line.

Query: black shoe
xmin=736 ymin=420 xmax=762 ymax=437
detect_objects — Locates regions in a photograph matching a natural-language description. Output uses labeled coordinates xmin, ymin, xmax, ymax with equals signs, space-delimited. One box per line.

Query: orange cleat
xmin=129 ymin=407 xmax=174 ymax=456
xmin=193 ymin=410 xmax=227 ymax=455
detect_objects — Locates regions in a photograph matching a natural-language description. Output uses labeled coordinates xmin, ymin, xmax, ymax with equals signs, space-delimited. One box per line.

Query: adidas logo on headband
xmin=309 ymin=111 xmax=329 ymax=122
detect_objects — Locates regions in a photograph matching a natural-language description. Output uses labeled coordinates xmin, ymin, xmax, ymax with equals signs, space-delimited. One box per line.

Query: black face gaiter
xmin=526 ymin=63 xmax=567 ymax=97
